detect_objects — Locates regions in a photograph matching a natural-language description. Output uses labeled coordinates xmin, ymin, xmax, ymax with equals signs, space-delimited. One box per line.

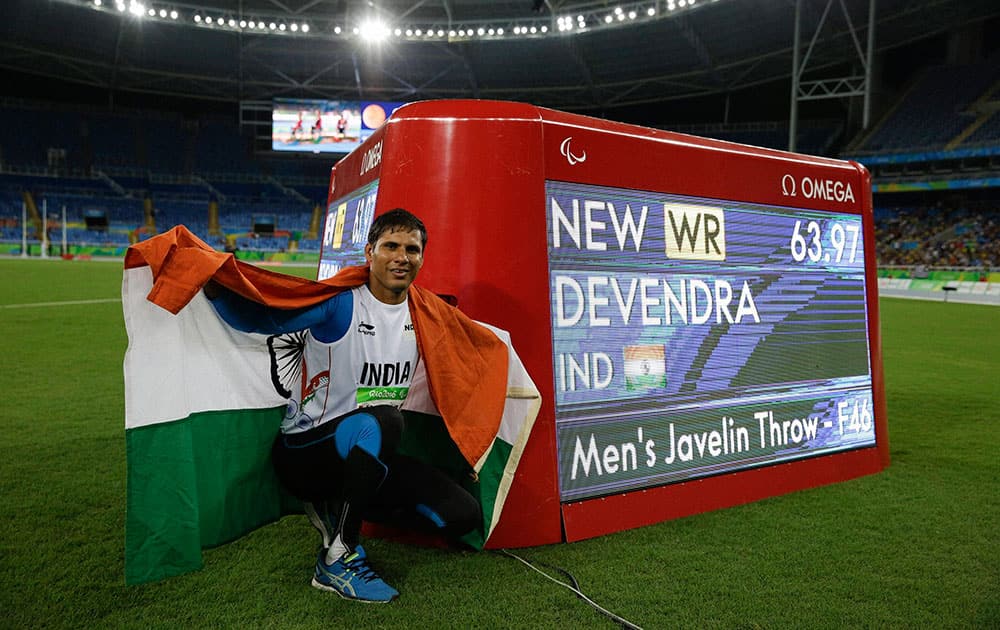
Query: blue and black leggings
xmin=271 ymin=405 xmax=480 ymax=549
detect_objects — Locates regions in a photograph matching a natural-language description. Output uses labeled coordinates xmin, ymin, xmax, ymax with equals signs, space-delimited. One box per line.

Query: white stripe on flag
xmin=123 ymin=266 xmax=285 ymax=429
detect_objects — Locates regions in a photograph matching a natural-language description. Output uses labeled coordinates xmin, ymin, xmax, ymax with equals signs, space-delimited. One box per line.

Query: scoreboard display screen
xmin=273 ymin=98 xmax=402 ymax=155
xmin=317 ymin=180 xmax=379 ymax=281
xmin=547 ymin=180 xmax=877 ymax=502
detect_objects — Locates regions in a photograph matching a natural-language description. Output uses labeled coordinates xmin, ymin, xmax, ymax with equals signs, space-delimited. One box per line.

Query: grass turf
xmin=1 ymin=258 xmax=997 ymax=628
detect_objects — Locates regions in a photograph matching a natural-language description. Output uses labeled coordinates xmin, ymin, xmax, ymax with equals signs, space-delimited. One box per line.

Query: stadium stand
xmin=875 ymin=205 xmax=999 ymax=267
xmin=0 ymin=97 xmax=330 ymax=257
xmin=855 ymin=54 xmax=1000 ymax=153
xmin=1 ymin=42 xmax=997 ymax=270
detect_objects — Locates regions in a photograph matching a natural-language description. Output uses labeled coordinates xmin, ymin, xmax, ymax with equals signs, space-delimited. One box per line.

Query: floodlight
xmin=169 ymin=9 xmax=177 ymax=19
xmin=147 ymin=8 xmax=155 ymax=16
xmin=193 ymin=13 xmax=201 ymax=22
xmin=628 ymin=10 xmax=636 ymax=19
xmin=205 ymin=16 xmax=213 ymax=24
xmin=359 ymin=19 xmax=388 ymax=41
xmin=239 ymin=19 xmax=246 ymax=27
xmin=604 ymin=15 xmax=612 ymax=23
xmin=116 ymin=1 xmax=125 ymax=12
xmin=278 ymin=23 xmax=286 ymax=31
xmin=449 ymin=29 xmax=456 ymax=36
xmin=477 ymin=27 xmax=485 ymax=36
xmin=93 ymin=0 xmax=102 ymax=6
xmin=648 ymin=7 xmax=656 ymax=16
xmin=496 ymin=28 xmax=503 ymax=35
xmin=530 ymin=26 xmax=537 ymax=33
xmin=128 ymin=1 xmax=144 ymax=17
xmin=269 ymin=22 xmax=276 ymax=30
xmin=229 ymin=19 xmax=237 ymax=27
xmin=334 ymin=26 xmax=342 ymax=34
xmin=301 ymin=23 xmax=309 ymax=32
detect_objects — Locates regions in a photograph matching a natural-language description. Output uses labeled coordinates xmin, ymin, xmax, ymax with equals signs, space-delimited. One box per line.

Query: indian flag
xmin=123 ymin=257 xmax=539 ymax=585
xmin=623 ymin=344 xmax=667 ymax=391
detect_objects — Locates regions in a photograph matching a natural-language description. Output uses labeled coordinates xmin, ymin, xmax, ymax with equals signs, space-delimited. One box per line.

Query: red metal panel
xmin=561 ymin=447 xmax=884 ymax=542
xmin=854 ymin=162 xmax=892 ymax=467
xmin=536 ymin=107 xmax=888 ymax=542
xmin=347 ymin=100 xmax=564 ymax=546
xmin=538 ymin=108 xmax=862 ymax=213
xmin=325 ymin=100 xmax=889 ymax=548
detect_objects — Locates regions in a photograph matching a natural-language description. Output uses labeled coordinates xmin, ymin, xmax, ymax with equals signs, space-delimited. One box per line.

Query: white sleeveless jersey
xmin=282 ymin=285 xmax=418 ymax=434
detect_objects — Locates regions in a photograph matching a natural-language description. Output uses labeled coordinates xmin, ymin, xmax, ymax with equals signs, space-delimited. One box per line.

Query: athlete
xmin=311 ymin=109 xmax=323 ymax=141
xmin=290 ymin=110 xmax=305 ymax=140
xmin=205 ymin=209 xmax=480 ymax=603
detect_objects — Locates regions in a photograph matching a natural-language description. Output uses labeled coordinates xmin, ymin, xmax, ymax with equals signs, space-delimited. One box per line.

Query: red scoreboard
xmin=319 ymin=100 xmax=889 ymax=547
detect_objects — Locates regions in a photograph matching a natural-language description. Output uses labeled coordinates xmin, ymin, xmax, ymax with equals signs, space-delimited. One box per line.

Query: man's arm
xmin=204 ymin=280 xmax=353 ymax=342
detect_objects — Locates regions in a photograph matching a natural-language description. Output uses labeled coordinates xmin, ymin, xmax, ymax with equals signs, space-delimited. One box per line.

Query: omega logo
xmin=781 ymin=174 xmax=796 ymax=196
xmin=360 ymin=140 xmax=383 ymax=176
xmin=780 ymin=174 xmax=855 ymax=203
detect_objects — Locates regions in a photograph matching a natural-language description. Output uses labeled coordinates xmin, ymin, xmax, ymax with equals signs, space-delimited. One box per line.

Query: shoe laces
xmin=343 ymin=553 xmax=382 ymax=583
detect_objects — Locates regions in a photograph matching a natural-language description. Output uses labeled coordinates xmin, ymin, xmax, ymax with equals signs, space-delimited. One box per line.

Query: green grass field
xmin=1 ymin=258 xmax=997 ymax=629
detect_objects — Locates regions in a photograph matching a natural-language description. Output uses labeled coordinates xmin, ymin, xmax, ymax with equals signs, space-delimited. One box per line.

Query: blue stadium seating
xmin=965 ymin=111 xmax=1000 ymax=145
xmin=861 ymin=58 xmax=1000 ymax=152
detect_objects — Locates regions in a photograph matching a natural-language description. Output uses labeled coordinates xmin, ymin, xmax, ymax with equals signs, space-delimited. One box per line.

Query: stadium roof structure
xmin=0 ymin=0 xmax=997 ymax=112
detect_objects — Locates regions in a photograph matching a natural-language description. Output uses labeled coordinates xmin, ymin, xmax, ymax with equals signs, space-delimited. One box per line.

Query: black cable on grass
xmin=496 ymin=549 xmax=643 ymax=630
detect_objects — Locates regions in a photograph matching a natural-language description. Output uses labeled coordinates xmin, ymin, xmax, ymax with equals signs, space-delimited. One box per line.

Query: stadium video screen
xmin=272 ymin=99 xmax=402 ymax=154
xmin=317 ymin=180 xmax=379 ymax=280
xmin=548 ymin=180 xmax=877 ymax=502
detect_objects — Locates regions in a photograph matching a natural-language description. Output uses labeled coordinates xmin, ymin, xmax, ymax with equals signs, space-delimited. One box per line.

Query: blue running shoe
xmin=311 ymin=546 xmax=399 ymax=603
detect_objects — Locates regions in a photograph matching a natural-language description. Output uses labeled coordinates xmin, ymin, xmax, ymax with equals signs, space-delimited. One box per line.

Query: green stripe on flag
xmin=125 ymin=406 xmax=288 ymax=585
xmin=397 ymin=412 xmax=513 ymax=549
xmin=461 ymin=437 xmax=513 ymax=549
xmin=625 ymin=373 xmax=667 ymax=390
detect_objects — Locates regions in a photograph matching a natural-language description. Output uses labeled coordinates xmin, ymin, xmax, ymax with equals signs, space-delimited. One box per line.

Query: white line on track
xmin=0 ymin=298 xmax=121 ymax=309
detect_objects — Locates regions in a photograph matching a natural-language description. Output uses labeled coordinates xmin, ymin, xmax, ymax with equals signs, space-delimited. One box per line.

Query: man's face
xmin=365 ymin=227 xmax=424 ymax=305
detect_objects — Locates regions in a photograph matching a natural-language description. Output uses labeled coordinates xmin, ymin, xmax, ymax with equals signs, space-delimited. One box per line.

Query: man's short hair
xmin=367 ymin=208 xmax=428 ymax=249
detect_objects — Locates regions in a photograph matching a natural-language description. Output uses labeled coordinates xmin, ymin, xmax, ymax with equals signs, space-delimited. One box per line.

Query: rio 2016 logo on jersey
xmin=663 ymin=202 xmax=726 ymax=261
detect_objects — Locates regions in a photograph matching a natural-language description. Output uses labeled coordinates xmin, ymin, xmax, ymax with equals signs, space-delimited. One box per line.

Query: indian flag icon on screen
xmin=624 ymin=344 xmax=667 ymax=390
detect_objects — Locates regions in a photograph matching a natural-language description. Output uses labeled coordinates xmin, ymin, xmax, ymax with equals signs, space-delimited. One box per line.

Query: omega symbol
xmin=781 ymin=174 xmax=797 ymax=197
